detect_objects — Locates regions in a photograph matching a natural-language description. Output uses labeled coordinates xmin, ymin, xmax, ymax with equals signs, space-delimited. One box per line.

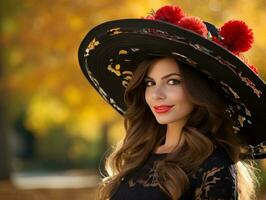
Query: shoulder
xmin=190 ymin=145 xmax=238 ymax=200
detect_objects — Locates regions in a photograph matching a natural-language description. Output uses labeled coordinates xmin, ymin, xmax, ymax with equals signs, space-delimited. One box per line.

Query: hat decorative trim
xmin=84 ymin=25 xmax=262 ymax=99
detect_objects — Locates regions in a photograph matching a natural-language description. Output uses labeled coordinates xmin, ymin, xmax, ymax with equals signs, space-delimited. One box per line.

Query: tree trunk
xmin=0 ymin=9 xmax=10 ymax=180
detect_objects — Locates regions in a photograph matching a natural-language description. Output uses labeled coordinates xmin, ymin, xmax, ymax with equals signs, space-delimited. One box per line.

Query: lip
xmin=153 ymin=105 xmax=174 ymax=113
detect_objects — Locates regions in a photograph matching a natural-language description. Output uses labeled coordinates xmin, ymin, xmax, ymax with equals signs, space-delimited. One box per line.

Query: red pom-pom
xmin=220 ymin=20 xmax=254 ymax=53
xmin=154 ymin=5 xmax=185 ymax=25
xmin=177 ymin=16 xmax=208 ymax=37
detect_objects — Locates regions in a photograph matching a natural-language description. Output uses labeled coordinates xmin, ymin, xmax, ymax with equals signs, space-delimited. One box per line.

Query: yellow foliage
xmin=8 ymin=50 xmax=24 ymax=67
xmin=260 ymin=159 xmax=266 ymax=170
xmin=63 ymin=85 xmax=82 ymax=106
xmin=108 ymin=119 xmax=125 ymax=145
xmin=67 ymin=107 xmax=102 ymax=141
xmin=24 ymin=94 xmax=70 ymax=135
xmin=68 ymin=15 xmax=84 ymax=31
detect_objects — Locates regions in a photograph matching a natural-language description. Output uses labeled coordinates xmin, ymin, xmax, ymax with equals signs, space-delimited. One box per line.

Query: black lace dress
xmin=111 ymin=146 xmax=238 ymax=200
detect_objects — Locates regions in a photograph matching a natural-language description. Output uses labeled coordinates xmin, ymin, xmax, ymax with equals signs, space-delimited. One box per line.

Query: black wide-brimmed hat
xmin=78 ymin=5 xmax=266 ymax=158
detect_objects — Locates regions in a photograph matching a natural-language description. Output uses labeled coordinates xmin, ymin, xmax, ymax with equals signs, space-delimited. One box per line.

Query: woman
xmin=78 ymin=5 xmax=266 ymax=200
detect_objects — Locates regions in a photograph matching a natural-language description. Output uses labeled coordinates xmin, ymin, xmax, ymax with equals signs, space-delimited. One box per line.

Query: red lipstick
xmin=154 ymin=105 xmax=174 ymax=113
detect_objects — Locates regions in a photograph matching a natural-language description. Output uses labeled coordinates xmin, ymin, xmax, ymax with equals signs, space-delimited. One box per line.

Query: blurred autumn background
xmin=0 ymin=0 xmax=266 ymax=199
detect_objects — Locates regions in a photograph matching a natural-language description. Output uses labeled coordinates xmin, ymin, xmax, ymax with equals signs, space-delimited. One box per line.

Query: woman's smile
xmin=153 ymin=105 xmax=174 ymax=113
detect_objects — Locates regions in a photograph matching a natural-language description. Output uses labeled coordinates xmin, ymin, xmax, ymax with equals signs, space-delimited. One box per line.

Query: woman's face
xmin=144 ymin=57 xmax=194 ymax=125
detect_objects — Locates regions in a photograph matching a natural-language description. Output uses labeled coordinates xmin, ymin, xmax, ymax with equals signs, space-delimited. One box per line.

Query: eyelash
xmin=144 ymin=79 xmax=181 ymax=87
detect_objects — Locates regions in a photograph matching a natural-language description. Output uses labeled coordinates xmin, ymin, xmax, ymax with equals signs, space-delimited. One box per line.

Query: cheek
xmin=169 ymin=88 xmax=185 ymax=101
xmin=183 ymin=101 xmax=194 ymax=114
xmin=170 ymin=89 xmax=193 ymax=109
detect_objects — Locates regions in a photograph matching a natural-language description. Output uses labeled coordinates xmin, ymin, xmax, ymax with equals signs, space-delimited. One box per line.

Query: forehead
xmin=146 ymin=57 xmax=180 ymax=77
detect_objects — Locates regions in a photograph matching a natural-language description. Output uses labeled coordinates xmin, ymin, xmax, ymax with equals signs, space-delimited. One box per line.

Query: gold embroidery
xmin=192 ymin=43 xmax=214 ymax=54
xmin=186 ymin=58 xmax=198 ymax=66
xmin=108 ymin=27 xmax=122 ymax=35
xmin=171 ymin=51 xmax=187 ymax=58
xmin=238 ymin=115 xmax=246 ymax=127
xmin=127 ymin=161 xmax=160 ymax=188
xmin=171 ymin=52 xmax=197 ymax=67
xmin=85 ymin=65 xmax=125 ymax=114
xmin=245 ymin=107 xmax=251 ymax=116
xmin=131 ymin=48 xmax=140 ymax=52
xmin=119 ymin=50 xmax=128 ymax=55
xmin=238 ymin=72 xmax=262 ymax=98
xmin=219 ymin=81 xmax=252 ymax=123
xmin=85 ymin=38 xmax=100 ymax=57
xmin=122 ymin=71 xmax=133 ymax=88
xmin=232 ymin=125 xmax=240 ymax=133
xmin=216 ymin=56 xmax=238 ymax=76
xmin=220 ymin=81 xmax=240 ymax=99
xmin=128 ymin=179 xmax=136 ymax=187
xmin=107 ymin=61 xmax=132 ymax=87
xmin=195 ymin=167 xmax=222 ymax=200
xmin=107 ymin=64 xmax=121 ymax=76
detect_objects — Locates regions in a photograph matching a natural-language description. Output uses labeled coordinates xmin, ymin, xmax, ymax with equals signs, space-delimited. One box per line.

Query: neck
xmin=155 ymin=118 xmax=187 ymax=154
xmin=164 ymin=120 xmax=184 ymax=147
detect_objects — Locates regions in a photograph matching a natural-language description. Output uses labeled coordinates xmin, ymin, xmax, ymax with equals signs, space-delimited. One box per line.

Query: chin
xmin=154 ymin=116 xmax=176 ymax=125
xmin=156 ymin=120 xmax=167 ymax=125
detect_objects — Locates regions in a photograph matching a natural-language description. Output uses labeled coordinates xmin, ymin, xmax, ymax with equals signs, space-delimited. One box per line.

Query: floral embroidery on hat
xmin=85 ymin=38 xmax=100 ymax=57
xmin=85 ymin=61 xmax=125 ymax=114
xmin=107 ymin=64 xmax=121 ymax=76
xmin=122 ymin=71 xmax=133 ymax=88
xmin=108 ymin=27 xmax=123 ymax=35
xmin=238 ymin=72 xmax=262 ymax=98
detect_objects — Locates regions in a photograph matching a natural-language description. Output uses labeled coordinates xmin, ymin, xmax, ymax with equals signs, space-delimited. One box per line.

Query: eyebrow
xmin=144 ymin=73 xmax=181 ymax=80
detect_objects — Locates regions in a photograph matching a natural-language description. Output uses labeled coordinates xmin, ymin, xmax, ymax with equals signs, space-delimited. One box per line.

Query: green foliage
xmin=18 ymin=125 xmax=105 ymax=171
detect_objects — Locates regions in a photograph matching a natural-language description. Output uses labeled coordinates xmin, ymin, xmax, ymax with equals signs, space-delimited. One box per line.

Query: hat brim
xmin=78 ymin=19 xmax=266 ymax=146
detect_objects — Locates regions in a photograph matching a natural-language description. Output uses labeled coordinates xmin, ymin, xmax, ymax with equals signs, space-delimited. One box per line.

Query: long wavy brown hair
xmin=96 ymin=56 xmax=259 ymax=200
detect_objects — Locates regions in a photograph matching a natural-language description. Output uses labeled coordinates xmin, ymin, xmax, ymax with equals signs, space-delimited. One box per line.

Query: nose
xmin=151 ymin=85 xmax=166 ymax=100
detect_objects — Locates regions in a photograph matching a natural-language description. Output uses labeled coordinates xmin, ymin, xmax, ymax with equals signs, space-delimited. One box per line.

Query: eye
xmin=144 ymin=80 xmax=154 ymax=87
xmin=168 ymin=79 xmax=181 ymax=85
